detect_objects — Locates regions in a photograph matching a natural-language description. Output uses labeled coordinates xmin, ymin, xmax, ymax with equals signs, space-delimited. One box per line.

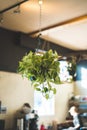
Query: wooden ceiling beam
xmin=28 ymin=14 xmax=87 ymax=36
xmin=0 ymin=0 xmax=28 ymax=14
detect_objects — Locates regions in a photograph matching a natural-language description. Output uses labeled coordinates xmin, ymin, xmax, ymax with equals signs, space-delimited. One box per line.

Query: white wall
xmin=0 ymin=71 xmax=34 ymax=129
xmin=0 ymin=71 xmax=74 ymax=129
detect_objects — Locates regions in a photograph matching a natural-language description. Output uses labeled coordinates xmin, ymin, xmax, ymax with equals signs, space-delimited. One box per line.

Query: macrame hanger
xmin=42 ymin=40 xmax=50 ymax=51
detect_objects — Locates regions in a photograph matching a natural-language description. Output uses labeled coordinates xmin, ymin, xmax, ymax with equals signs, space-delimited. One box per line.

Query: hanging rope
xmin=38 ymin=0 xmax=43 ymax=35
xmin=36 ymin=0 xmax=43 ymax=52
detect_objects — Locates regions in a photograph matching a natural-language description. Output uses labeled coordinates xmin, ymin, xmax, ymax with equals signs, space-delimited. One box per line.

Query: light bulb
xmin=39 ymin=0 xmax=43 ymax=5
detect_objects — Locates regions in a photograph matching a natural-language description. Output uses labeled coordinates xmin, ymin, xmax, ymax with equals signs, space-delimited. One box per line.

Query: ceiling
xmin=0 ymin=0 xmax=87 ymax=51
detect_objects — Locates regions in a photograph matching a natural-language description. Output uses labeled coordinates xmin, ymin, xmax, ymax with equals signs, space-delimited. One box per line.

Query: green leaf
xmin=52 ymin=88 xmax=56 ymax=94
xmin=35 ymin=87 xmax=41 ymax=91
xmin=45 ymin=94 xmax=49 ymax=99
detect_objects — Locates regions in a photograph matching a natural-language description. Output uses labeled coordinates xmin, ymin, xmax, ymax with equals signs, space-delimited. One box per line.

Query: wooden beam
xmin=65 ymin=50 xmax=87 ymax=56
xmin=28 ymin=14 xmax=87 ymax=36
xmin=0 ymin=0 xmax=28 ymax=14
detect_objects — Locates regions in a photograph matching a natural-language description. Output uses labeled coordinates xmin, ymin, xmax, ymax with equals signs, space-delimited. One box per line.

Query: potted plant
xmin=18 ymin=49 xmax=61 ymax=99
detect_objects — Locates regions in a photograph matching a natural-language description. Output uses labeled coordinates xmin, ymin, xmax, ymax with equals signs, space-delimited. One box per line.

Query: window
xmin=59 ymin=61 xmax=69 ymax=82
xmin=80 ymin=67 xmax=87 ymax=88
xmin=76 ymin=60 xmax=87 ymax=80
xmin=34 ymin=90 xmax=55 ymax=116
xmin=81 ymin=67 xmax=87 ymax=80
xmin=76 ymin=60 xmax=87 ymax=88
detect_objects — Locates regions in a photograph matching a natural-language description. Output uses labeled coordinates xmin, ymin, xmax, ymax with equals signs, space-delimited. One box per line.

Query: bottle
xmin=40 ymin=124 xmax=45 ymax=130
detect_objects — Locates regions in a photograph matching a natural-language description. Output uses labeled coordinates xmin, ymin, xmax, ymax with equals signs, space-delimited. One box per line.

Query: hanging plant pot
xmin=18 ymin=49 xmax=61 ymax=99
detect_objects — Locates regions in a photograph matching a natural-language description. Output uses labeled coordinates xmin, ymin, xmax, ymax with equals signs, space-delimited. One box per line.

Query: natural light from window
xmin=81 ymin=67 xmax=87 ymax=80
xmin=34 ymin=90 xmax=55 ymax=116
xmin=59 ymin=61 xmax=69 ymax=82
xmin=81 ymin=67 xmax=87 ymax=89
